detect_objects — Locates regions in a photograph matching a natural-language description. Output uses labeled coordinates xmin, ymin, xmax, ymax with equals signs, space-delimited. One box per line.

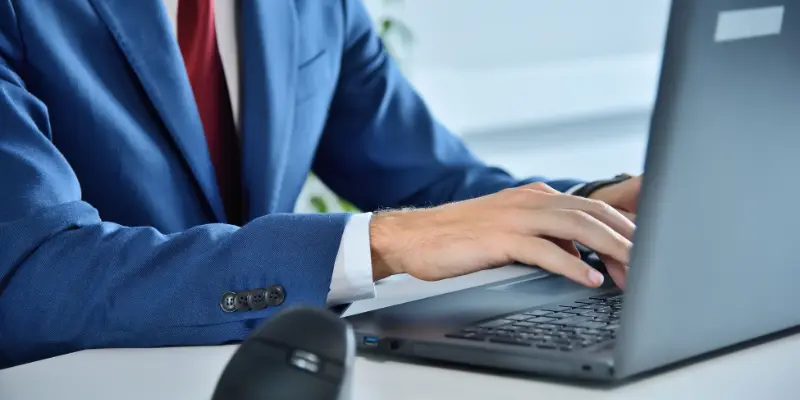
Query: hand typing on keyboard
xmin=370 ymin=181 xmax=635 ymax=288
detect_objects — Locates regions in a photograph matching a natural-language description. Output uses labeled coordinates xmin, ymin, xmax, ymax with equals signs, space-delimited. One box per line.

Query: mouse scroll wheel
xmin=289 ymin=350 xmax=321 ymax=373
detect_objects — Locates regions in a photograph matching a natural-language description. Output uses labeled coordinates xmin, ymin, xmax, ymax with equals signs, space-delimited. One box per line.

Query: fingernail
xmin=588 ymin=269 xmax=605 ymax=286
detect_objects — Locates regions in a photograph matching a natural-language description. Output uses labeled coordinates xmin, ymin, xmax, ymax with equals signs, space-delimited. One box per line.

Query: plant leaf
xmin=337 ymin=198 xmax=360 ymax=213
xmin=309 ymin=196 xmax=328 ymax=213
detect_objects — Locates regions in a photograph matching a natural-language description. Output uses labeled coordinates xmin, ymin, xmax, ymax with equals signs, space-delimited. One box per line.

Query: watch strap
xmin=573 ymin=173 xmax=633 ymax=198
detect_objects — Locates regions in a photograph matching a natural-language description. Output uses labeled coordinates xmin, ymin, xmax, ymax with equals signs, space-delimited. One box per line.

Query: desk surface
xmin=2 ymin=266 xmax=799 ymax=400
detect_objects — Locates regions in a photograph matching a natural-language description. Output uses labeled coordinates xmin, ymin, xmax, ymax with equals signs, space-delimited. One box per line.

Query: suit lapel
xmin=239 ymin=0 xmax=298 ymax=217
xmin=89 ymin=0 xmax=227 ymax=222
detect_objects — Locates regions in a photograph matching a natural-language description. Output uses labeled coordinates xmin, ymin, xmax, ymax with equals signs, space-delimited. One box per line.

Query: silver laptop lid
xmin=616 ymin=0 xmax=800 ymax=377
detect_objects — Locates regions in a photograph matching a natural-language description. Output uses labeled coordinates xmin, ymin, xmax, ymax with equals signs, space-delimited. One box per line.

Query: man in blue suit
xmin=0 ymin=0 xmax=641 ymax=368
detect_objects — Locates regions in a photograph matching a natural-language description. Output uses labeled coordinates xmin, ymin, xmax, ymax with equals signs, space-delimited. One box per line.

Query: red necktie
xmin=177 ymin=0 xmax=243 ymax=225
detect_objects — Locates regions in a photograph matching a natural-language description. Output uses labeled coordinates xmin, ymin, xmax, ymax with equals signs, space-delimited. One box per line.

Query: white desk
xmin=2 ymin=265 xmax=799 ymax=400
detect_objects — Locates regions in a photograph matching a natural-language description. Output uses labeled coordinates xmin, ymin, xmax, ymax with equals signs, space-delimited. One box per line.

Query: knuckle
xmin=527 ymin=182 xmax=552 ymax=192
xmin=510 ymin=188 xmax=544 ymax=203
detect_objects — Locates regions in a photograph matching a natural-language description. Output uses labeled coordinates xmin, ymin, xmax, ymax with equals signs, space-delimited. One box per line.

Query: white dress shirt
xmin=162 ymin=0 xmax=376 ymax=306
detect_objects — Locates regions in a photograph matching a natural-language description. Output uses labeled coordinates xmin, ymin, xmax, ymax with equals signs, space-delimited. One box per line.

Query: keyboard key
xmin=541 ymin=305 xmax=572 ymax=312
xmin=524 ymin=310 xmax=554 ymax=316
xmin=479 ymin=319 xmax=512 ymax=328
xmin=604 ymin=324 xmax=621 ymax=331
xmin=489 ymin=337 xmax=532 ymax=347
xmin=559 ymin=302 xmax=587 ymax=308
xmin=593 ymin=317 xmax=611 ymax=323
xmin=537 ymin=344 xmax=557 ymax=350
xmin=594 ymin=307 xmax=613 ymax=313
xmin=551 ymin=338 xmax=571 ymax=346
xmin=575 ymin=298 xmax=604 ymax=304
xmin=505 ymin=314 xmax=530 ymax=321
xmin=529 ymin=317 xmax=557 ymax=323
xmin=582 ymin=312 xmax=609 ymax=318
xmin=535 ymin=323 xmax=558 ymax=330
xmin=577 ymin=332 xmax=601 ymax=340
xmin=557 ymin=316 xmax=593 ymax=326
xmin=562 ymin=309 xmax=585 ymax=315
xmin=512 ymin=321 xmax=536 ymax=328
xmin=578 ymin=321 xmax=608 ymax=329
xmin=545 ymin=312 xmax=573 ymax=319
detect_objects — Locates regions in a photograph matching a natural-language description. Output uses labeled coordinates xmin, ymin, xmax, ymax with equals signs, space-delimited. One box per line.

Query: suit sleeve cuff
xmin=327 ymin=212 xmax=377 ymax=306
xmin=565 ymin=183 xmax=587 ymax=195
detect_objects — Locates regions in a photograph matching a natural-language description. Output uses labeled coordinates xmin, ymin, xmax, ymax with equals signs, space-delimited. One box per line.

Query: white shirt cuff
xmin=566 ymin=183 xmax=587 ymax=195
xmin=327 ymin=212 xmax=377 ymax=306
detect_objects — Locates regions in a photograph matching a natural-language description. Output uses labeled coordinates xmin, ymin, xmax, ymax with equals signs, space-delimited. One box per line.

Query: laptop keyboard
xmin=445 ymin=292 xmax=623 ymax=352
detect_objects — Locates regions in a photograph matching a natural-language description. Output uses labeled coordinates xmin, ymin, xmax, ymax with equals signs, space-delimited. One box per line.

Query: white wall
xmin=463 ymin=113 xmax=649 ymax=182
xmin=297 ymin=1 xmax=669 ymax=212
xmin=365 ymin=0 xmax=671 ymax=135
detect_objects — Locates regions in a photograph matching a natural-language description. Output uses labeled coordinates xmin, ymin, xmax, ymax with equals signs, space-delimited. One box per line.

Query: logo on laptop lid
xmin=715 ymin=5 xmax=784 ymax=42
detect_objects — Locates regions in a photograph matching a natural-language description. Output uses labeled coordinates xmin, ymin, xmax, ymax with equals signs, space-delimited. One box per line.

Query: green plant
xmin=306 ymin=0 xmax=413 ymax=214
xmin=376 ymin=0 xmax=414 ymax=62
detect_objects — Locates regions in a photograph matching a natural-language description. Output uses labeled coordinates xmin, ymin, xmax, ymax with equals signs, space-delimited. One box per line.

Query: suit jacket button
xmin=220 ymin=292 xmax=237 ymax=312
xmin=266 ymin=285 xmax=285 ymax=306
xmin=235 ymin=291 xmax=251 ymax=311
xmin=248 ymin=288 xmax=269 ymax=310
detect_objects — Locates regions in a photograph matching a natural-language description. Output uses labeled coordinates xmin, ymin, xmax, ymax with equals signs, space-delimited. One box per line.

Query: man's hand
xmin=584 ymin=174 xmax=642 ymax=286
xmin=588 ymin=175 xmax=642 ymax=222
xmin=369 ymin=182 xmax=634 ymax=289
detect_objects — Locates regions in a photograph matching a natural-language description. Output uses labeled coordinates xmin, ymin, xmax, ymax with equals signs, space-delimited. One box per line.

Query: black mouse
xmin=211 ymin=307 xmax=355 ymax=400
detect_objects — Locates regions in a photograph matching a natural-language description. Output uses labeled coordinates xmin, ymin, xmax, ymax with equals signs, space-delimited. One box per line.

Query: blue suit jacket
xmin=0 ymin=0 xmax=581 ymax=368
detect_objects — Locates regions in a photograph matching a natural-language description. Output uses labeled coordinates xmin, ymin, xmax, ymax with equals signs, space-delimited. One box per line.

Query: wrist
xmin=369 ymin=211 xmax=405 ymax=281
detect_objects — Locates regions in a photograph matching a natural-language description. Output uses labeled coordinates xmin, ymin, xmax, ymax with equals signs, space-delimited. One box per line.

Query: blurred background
xmin=298 ymin=0 xmax=672 ymax=213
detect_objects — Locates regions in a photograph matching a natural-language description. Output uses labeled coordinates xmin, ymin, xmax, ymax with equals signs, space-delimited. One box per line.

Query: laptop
xmin=345 ymin=0 xmax=800 ymax=382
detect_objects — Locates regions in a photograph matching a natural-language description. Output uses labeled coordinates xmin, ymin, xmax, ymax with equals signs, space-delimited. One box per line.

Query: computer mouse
xmin=211 ymin=307 xmax=355 ymax=400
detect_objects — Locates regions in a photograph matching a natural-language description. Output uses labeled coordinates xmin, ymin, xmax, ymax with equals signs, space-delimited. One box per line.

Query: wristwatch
xmin=573 ymin=173 xmax=634 ymax=198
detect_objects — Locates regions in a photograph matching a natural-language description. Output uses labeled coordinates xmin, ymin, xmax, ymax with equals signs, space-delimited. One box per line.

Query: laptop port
xmin=363 ymin=336 xmax=379 ymax=347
